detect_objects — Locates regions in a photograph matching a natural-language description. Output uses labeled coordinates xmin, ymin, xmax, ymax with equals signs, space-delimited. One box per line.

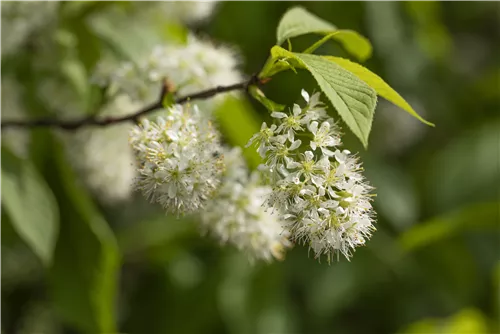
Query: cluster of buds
xmin=200 ymin=147 xmax=292 ymax=262
xmin=247 ymin=90 xmax=376 ymax=261
xmin=129 ymin=104 xmax=224 ymax=215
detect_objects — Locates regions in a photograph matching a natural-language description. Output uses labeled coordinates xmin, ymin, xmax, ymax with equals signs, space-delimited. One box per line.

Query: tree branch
xmin=1 ymin=75 xmax=263 ymax=130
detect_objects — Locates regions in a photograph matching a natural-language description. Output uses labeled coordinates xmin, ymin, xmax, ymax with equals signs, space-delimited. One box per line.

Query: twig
xmin=1 ymin=75 xmax=263 ymax=130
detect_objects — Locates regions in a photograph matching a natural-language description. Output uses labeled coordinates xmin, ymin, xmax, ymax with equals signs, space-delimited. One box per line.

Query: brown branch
xmin=1 ymin=75 xmax=263 ymax=130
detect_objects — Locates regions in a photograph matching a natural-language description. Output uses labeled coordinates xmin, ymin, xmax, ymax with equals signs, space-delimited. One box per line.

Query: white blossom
xmin=200 ymin=147 xmax=291 ymax=262
xmin=129 ymin=103 xmax=224 ymax=215
xmin=247 ymin=90 xmax=376 ymax=261
xmin=245 ymin=122 xmax=278 ymax=158
xmin=1 ymin=1 xmax=58 ymax=56
xmin=93 ymin=34 xmax=242 ymax=108
xmin=308 ymin=120 xmax=341 ymax=156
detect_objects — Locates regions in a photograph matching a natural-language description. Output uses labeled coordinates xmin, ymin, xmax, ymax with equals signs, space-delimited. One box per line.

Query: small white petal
xmin=318 ymin=208 xmax=329 ymax=215
xmin=258 ymin=144 xmax=268 ymax=158
xmin=324 ymin=136 xmax=339 ymax=147
xmin=289 ymin=140 xmax=302 ymax=151
xmin=287 ymin=160 xmax=301 ymax=169
xmin=322 ymin=147 xmax=335 ymax=157
xmin=319 ymin=121 xmax=330 ymax=133
xmin=301 ymin=89 xmax=310 ymax=103
xmin=335 ymin=150 xmax=347 ymax=163
xmin=293 ymin=104 xmax=302 ymax=116
xmin=168 ymin=183 xmax=177 ymax=198
xmin=271 ymin=112 xmax=287 ymax=119
xmin=311 ymin=175 xmax=324 ymax=187
xmin=278 ymin=164 xmax=289 ymax=177
xmin=274 ymin=135 xmax=287 ymax=144
xmin=318 ymin=186 xmax=326 ymax=196
xmin=308 ymin=121 xmax=319 ymax=135
xmin=328 ymin=187 xmax=340 ymax=198
xmin=304 ymin=151 xmax=314 ymax=161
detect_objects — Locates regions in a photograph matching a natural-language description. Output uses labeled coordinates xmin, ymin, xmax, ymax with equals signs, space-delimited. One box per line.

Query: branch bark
xmin=1 ymin=75 xmax=262 ymax=130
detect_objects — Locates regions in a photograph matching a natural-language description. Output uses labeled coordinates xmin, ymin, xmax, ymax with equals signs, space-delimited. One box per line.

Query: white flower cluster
xmin=129 ymin=104 xmax=224 ymax=215
xmin=94 ymin=35 xmax=241 ymax=106
xmin=247 ymin=90 xmax=376 ymax=261
xmin=200 ymin=147 xmax=291 ymax=262
xmin=1 ymin=1 xmax=58 ymax=56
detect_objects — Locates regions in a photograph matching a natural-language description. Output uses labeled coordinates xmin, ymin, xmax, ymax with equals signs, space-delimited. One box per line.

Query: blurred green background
xmin=1 ymin=1 xmax=499 ymax=334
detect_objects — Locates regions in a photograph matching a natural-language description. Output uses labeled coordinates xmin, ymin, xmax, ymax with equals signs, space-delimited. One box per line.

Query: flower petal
xmin=335 ymin=150 xmax=347 ymax=163
xmin=311 ymin=174 xmax=324 ymax=187
xmin=310 ymin=141 xmax=317 ymax=150
xmin=322 ymin=147 xmax=335 ymax=157
xmin=308 ymin=121 xmax=319 ymax=135
xmin=301 ymin=89 xmax=310 ymax=103
xmin=289 ymin=140 xmax=302 ymax=151
xmin=271 ymin=112 xmax=287 ymax=119
xmin=319 ymin=121 xmax=330 ymax=134
xmin=293 ymin=104 xmax=302 ymax=116
xmin=304 ymin=151 xmax=314 ymax=161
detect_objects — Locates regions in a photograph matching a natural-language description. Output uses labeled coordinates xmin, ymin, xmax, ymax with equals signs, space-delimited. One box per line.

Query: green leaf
xmin=248 ymin=85 xmax=286 ymax=112
xmin=326 ymin=30 xmax=372 ymax=61
xmin=399 ymin=202 xmax=499 ymax=252
xmin=1 ymin=147 xmax=59 ymax=266
xmin=402 ymin=308 xmax=490 ymax=334
xmin=324 ymin=56 xmax=435 ymax=126
xmin=48 ymin=140 xmax=119 ymax=333
xmin=214 ymin=96 xmax=262 ymax=169
xmin=266 ymin=47 xmax=377 ymax=147
xmin=277 ymin=6 xmax=336 ymax=45
xmin=303 ymin=31 xmax=372 ymax=61
xmin=276 ymin=6 xmax=372 ymax=61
